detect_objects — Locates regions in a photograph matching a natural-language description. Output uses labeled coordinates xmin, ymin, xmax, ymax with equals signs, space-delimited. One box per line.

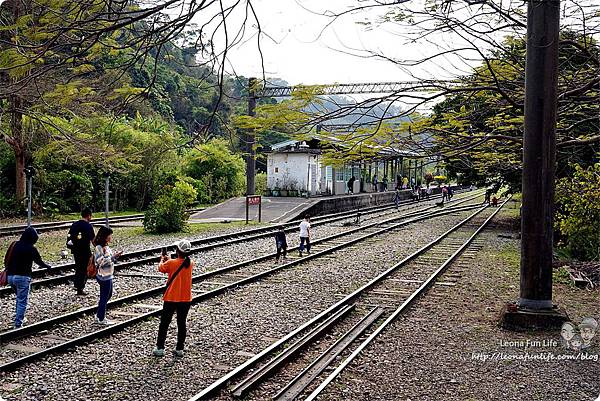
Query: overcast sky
xmin=224 ymin=1 xmax=434 ymax=86
xmin=221 ymin=0 xmax=600 ymax=88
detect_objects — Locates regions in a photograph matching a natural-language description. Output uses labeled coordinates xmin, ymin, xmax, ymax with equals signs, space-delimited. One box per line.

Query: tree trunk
xmin=14 ymin=145 xmax=26 ymax=203
xmin=3 ymin=0 xmax=26 ymax=203
xmin=10 ymin=95 xmax=26 ymax=203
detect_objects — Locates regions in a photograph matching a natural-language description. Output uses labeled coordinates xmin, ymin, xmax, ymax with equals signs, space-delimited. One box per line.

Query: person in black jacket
xmin=347 ymin=176 xmax=355 ymax=194
xmin=5 ymin=226 xmax=51 ymax=328
xmin=274 ymin=225 xmax=288 ymax=264
xmin=67 ymin=208 xmax=95 ymax=296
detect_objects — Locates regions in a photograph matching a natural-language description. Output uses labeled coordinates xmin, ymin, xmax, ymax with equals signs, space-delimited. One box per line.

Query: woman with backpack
xmin=4 ymin=227 xmax=52 ymax=328
xmin=153 ymin=239 xmax=194 ymax=357
xmin=94 ymin=226 xmax=122 ymax=325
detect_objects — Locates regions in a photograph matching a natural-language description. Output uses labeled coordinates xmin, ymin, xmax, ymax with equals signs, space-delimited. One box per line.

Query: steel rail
xmin=0 ymin=197 xmax=479 ymax=343
xmin=0 ymin=198 xmax=482 ymax=371
xmin=303 ymin=197 xmax=510 ymax=401
xmin=0 ymin=190 xmax=476 ymax=296
xmin=273 ymin=306 xmax=386 ymax=401
xmin=230 ymin=305 xmax=356 ymax=398
xmin=187 ymin=204 xmax=491 ymax=401
xmin=0 ymin=208 xmax=206 ymax=237
xmin=0 ymin=195 xmax=422 ymax=294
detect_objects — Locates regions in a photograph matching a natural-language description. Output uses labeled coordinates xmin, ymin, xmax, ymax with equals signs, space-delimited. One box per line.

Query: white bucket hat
xmin=176 ymin=239 xmax=192 ymax=254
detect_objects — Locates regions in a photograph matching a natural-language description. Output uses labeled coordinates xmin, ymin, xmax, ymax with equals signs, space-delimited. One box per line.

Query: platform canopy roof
xmin=268 ymin=136 xmax=420 ymax=160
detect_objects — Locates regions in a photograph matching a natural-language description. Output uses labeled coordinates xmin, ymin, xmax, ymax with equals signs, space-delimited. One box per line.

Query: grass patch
xmin=498 ymin=242 xmax=520 ymax=270
xmin=553 ymin=266 xmax=573 ymax=286
xmin=0 ymin=204 xmax=213 ymax=226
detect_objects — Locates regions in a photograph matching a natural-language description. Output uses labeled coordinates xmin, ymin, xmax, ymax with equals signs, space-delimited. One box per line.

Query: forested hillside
xmin=0 ymin=12 xmax=251 ymax=216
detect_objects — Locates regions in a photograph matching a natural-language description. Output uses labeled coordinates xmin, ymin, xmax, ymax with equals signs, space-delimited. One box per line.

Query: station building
xmin=265 ymin=138 xmax=425 ymax=197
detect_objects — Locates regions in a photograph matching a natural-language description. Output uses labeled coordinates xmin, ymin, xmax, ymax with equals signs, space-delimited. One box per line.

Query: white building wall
xmin=267 ymin=152 xmax=323 ymax=193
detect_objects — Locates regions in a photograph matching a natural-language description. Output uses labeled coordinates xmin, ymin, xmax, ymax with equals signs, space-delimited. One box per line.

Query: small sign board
xmin=245 ymin=195 xmax=262 ymax=224
xmin=247 ymin=195 xmax=261 ymax=205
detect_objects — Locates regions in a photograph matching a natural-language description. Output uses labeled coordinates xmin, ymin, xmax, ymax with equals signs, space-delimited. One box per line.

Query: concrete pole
xmin=104 ymin=174 xmax=110 ymax=228
xmin=246 ymin=77 xmax=257 ymax=195
xmin=26 ymin=172 xmax=32 ymax=226
xmin=518 ymin=0 xmax=560 ymax=310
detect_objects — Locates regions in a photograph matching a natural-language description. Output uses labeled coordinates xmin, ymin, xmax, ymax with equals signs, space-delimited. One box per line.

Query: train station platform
xmin=189 ymin=187 xmax=454 ymax=223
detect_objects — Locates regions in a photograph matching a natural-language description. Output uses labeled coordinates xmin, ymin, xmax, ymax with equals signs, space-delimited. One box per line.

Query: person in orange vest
xmin=153 ymin=240 xmax=194 ymax=357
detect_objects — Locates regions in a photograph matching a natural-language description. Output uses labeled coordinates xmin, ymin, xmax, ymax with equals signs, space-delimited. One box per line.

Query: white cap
xmin=176 ymin=240 xmax=192 ymax=254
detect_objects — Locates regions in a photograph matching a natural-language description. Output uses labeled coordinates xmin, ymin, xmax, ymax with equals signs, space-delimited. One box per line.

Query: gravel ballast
xmin=0 ymin=196 xmax=474 ymax=330
xmin=0 ymin=205 xmax=482 ymax=400
xmin=314 ymin=205 xmax=600 ymax=401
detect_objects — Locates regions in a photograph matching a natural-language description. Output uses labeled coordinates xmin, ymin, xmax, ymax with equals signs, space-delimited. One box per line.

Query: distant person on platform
xmin=402 ymin=176 xmax=409 ymax=189
xmin=393 ymin=184 xmax=402 ymax=208
xmin=382 ymin=177 xmax=388 ymax=191
xmin=372 ymin=175 xmax=378 ymax=192
xmin=347 ymin=176 xmax=355 ymax=194
xmin=298 ymin=216 xmax=311 ymax=257
xmin=67 ymin=207 xmax=95 ymax=296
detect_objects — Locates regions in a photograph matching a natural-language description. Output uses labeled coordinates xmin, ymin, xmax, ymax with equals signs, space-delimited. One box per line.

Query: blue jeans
xmin=299 ymin=237 xmax=311 ymax=253
xmin=96 ymin=278 xmax=113 ymax=321
xmin=8 ymin=275 xmax=31 ymax=328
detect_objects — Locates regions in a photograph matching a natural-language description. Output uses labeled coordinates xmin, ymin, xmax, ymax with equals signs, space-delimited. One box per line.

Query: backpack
xmin=1 ymin=241 xmax=17 ymax=286
xmin=86 ymin=254 xmax=97 ymax=278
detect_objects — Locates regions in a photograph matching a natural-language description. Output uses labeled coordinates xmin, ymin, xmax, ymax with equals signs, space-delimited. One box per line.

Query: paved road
xmin=190 ymin=196 xmax=321 ymax=223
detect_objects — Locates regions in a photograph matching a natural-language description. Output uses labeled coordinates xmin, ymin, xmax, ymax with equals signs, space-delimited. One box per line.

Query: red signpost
xmin=245 ymin=195 xmax=262 ymax=224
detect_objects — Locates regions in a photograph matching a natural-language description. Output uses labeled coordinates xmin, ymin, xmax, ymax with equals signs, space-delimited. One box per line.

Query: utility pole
xmin=503 ymin=0 xmax=566 ymax=329
xmin=246 ymin=77 xmax=257 ymax=195
xmin=24 ymin=166 xmax=35 ymax=226
xmin=104 ymin=172 xmax=110 ymax=227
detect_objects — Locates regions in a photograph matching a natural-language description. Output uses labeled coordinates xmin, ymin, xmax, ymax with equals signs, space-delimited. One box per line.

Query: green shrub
xmin=143 ymin=180 xmax=198 ymax=233
xmin=255 ymin=172 xmax=267 ymax=195
xmin=0 ymin=193 xmax=18 ymax=217
xmin=555 ymin=162 xmax=600 ymax=261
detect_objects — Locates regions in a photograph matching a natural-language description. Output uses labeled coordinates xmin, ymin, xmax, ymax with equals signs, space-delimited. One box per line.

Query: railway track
xmin=0 ymin=195 xmax=483 ymax=372
xmin=0 ymin=190 xmax=478 ymax=297
xmin=186 ymin=198 xmax=508 ymax=401
xmin=0 ymin=208 xmax=206 ymax=237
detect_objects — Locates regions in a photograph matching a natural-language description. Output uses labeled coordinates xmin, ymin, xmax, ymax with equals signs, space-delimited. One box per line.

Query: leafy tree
xmin=184 ymin=139 xmax=246 ymax=204
xmin=424 ymin=32 xmax=599 ymax=190
xmin=555 ymin=162 xmax=600 ymax=261
xmin=0 ymin=0 xmax=257 ymax=204
xmin=31 ymin=114 xmax=180 ymax=213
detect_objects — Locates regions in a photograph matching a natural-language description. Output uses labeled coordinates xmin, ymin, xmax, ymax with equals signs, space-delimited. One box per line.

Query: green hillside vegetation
xmin=0 ymin=20 xmax=249 ymax=218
